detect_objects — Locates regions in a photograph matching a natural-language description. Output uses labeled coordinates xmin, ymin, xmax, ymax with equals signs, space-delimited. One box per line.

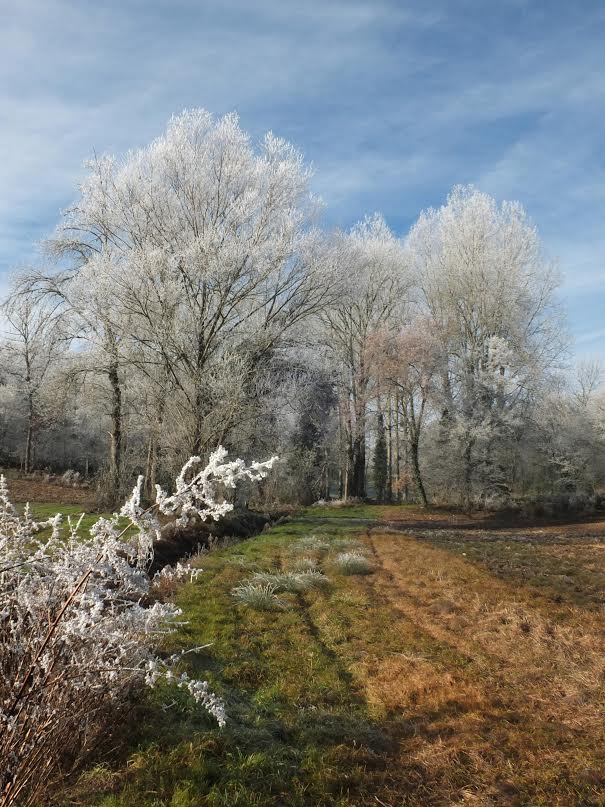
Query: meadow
xmin=32 ymin=498 xmax=604 ymax=807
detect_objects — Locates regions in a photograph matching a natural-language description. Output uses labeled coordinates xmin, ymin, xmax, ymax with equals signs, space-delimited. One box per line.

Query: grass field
xmin=52 ymin=505 xmax=605 ymax=806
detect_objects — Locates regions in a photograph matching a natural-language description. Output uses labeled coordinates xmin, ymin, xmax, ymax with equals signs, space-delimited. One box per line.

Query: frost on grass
xmin=250 ymin=569 xmax=329 ymax=593
xmin=334 ymin=551 xmax=373 ymax=575
xmin=292 ymin=534 xmax=331 ymax=552
xmin=0 ymin=447 xmax=276 ymax=807
xmin=291 ymin=556 xmax=320 ymax=572
xmin=231 ymin=581 xmax=288 ymax=610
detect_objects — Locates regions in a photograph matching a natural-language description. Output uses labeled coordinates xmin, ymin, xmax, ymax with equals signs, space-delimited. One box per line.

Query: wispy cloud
xmin=0 ymin=0 xmax=603 ymax=354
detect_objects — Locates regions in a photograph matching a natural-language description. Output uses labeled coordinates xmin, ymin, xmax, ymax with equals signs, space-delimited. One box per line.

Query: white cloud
xmin=0 ymin=0 xmax=603 ymax=359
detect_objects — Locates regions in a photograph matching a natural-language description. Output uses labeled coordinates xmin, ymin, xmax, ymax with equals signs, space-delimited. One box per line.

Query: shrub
xmin=0 ymin=447 xmax=277 ymax=807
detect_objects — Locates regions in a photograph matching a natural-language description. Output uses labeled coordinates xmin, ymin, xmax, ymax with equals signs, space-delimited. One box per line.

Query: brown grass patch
xmin=336 ymin=528 xmax=605 ymax=805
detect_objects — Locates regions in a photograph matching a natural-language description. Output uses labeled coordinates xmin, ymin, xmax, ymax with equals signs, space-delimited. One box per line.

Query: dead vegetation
xmin=347 ymin=523 xmax=605 ymax=804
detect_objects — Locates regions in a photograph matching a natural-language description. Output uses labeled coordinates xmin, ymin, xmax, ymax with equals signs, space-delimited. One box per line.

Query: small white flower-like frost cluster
xmin=155 ymin=446 xmax=278 ymax=527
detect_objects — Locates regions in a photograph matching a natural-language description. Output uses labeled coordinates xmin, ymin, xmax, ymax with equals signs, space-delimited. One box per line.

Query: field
xmin=20 ymin=494 xmax=605 ymax=806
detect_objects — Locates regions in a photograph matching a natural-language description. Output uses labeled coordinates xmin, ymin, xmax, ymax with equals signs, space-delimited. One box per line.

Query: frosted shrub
xmin=0 ymin=447 xmax=277 ymax=807
xmin=60 ymin=469 xmax=82 ymax=487
xmin=334 ymin=551 xmax=373 ymax=575
xmin=296 ymin=569 xmax=330 ymax=589
xmin=231 ymin=582 xmax=287 ymax=610
xmin=152 ymin=560 xmax=204 ymax=600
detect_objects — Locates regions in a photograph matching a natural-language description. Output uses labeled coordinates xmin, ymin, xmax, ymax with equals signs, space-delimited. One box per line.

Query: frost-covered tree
xmin=0 ymin=286 xmax=67 ymax=472
xmin=407 ymin=186 xmax=564 ymax=507
xmin=44 ymin=110 xmax=327 ymax=468
xmin=321 ymin=215 xmax=409 ymax=499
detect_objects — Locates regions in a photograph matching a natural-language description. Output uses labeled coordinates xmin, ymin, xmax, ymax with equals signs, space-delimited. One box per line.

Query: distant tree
xmin=321 ymin=215 xmax=409 ymax=499
xmin=1 ymin=285 xmax=67 ymax=472
xmin=290 ymin=373 xmax=336 ymax=504
xmin=407 ymin=185 xmax=565 ymax=507
xmin=369 ymin=318 xmax=438 ymax=507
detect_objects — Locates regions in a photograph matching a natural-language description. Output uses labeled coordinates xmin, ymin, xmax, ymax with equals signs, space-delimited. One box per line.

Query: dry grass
xmin=60 ymin=510 xmax=605 ymax=806
xmin=347 ymin=526 xmax=605 ymax=805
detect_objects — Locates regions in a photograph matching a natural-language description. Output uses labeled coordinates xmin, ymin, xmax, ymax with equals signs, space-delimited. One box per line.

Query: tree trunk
xmin=410 ymin=433 xmax=428 ymax=508
xmin=108 ymin=358 xmax=122 ymax=497
xmin=395 ymin=393 xmax=401 ymax=503
xmin=145 ymin=394 xmax=165 ymax=499
xmin=349 ymin=433 xmax=366 ymax=498
xmin=192 ymin=385 xmax=204 ymax=455
xmin=145 ymin=434 xmax=157 ymax=499
xmin=462 ymin=436 xmax=474 ymax=512
xmin=387 ymin=395 xmax=393 ymax=503
xmin=24 ymin=393 xmax=34 ymax=474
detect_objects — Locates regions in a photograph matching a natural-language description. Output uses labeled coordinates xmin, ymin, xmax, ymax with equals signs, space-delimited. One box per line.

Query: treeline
xmin=1 ymin=109 xmax=604 ymax=507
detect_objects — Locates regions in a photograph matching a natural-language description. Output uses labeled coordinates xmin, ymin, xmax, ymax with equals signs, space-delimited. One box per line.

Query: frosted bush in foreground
xmin=334 ymin=551 xmax=373 ymax=575
xmin=0 ymin=447 xmax=277 ymax=807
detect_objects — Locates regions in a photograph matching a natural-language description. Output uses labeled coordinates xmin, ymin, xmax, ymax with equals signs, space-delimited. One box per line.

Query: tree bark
xmin=108 ymin=357 xmax=122 ymax=497
xmin=349 ymin=433 xmax=366 ymax=498
xmin=24 ymin=393 xmax=34 ymax=474
xmin=410 ymin=433 xmax=428 ymax=508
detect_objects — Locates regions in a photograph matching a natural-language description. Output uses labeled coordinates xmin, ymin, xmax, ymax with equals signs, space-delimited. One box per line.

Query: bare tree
xmin=1 ymin=286 xmax=67 ymax=472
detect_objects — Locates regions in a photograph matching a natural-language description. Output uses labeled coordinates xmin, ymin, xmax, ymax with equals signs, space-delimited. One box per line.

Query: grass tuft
xmin=231 ymin=581 xmax=288 ymax=610
xmin=249 ymin=569 xmax=329 ymax=593
xmin=333 ymin=551 xmax=373 ymax=575
xmin=292 ymin=534 xmax=331 ymax=552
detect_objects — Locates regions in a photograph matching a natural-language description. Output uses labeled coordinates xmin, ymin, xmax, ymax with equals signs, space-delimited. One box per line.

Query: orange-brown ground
xmin=2 ymin=472 xmax=96 ymax=507
xmin=352 ymin=523 xmax=605 ymax=804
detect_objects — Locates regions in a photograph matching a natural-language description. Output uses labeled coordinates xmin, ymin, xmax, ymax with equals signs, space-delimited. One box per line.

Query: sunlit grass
xmin=60 ymin=512 xmax=605 ymax=806
xmin=24 ymin=502 xmax=136 ymax=541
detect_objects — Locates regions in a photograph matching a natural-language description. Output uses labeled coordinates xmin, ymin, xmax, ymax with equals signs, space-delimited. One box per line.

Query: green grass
xmin=57 ymin=509 xmax=605 ymax=806
xmin=61 ymin=519 xmax=397 ymax=807
xmin=301 ymin=503 xmax=417 ymax=519
xmin=23 ymin=502 xmax=135 ymax=541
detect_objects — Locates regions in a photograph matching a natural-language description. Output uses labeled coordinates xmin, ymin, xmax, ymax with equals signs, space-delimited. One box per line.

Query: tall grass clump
xmin=231 ymin=582 xmax=288 ymax=610
xmin=252 ymin=569 xmax=329 ymax=592
xmin=334 ymin=551 xmax=373 ymax=575
xmin=292 ymin=535 xmax=331 ymax=552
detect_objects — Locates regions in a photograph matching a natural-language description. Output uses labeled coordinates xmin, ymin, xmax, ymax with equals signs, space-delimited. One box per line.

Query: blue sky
xmin=1 ymin=0 xmax=603 ymax=358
